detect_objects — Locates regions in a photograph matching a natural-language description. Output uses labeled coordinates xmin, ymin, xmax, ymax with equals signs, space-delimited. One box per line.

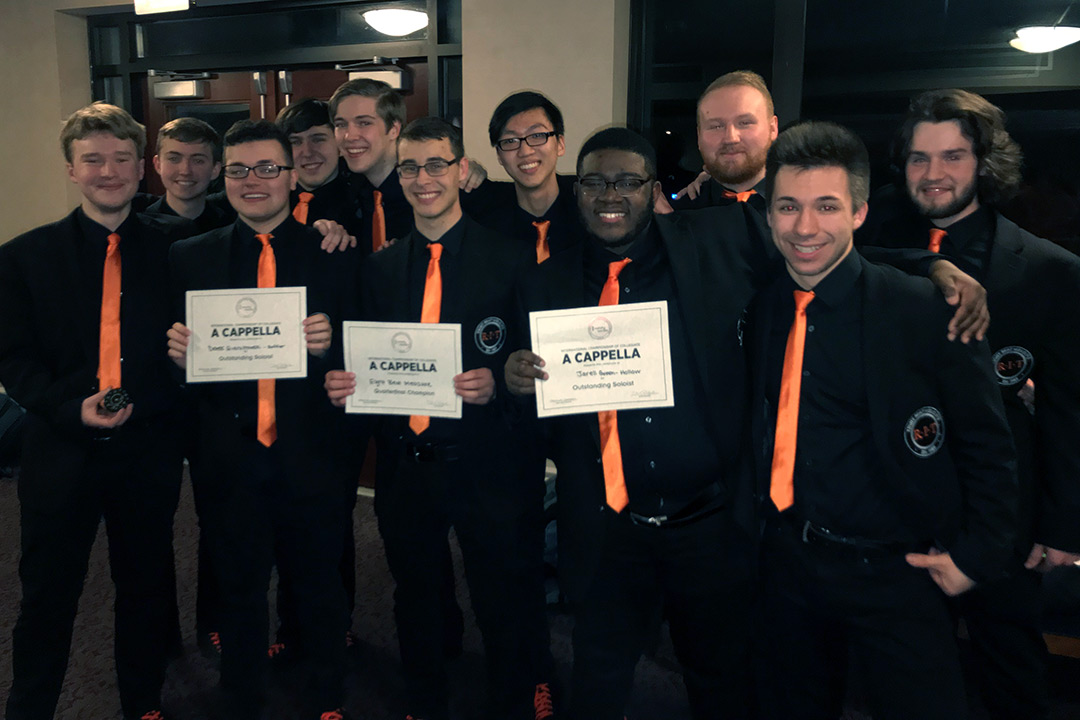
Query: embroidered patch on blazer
xmin=992 ymin=346 xmax=1034 ymax=386
xmin=474 ymin=316 xmax=506 ymax=355
xmin=904 ymin=406 xmax=945 ymax=458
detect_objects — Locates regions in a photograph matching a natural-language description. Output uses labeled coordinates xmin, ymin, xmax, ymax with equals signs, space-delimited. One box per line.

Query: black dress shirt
xmin=291 ymin=168 xmax=364 ymax=240
xmin=583 ymin=224 xmax=723 ymax=516
xmin=76 ymin=209 xmax=177 ymax=420
xmin=144 ymin=194 xmax=233 ymax=235
xmin=932 ymin=206 xmax=994 ymax=282
xmin=764 ymin=249 xmax=909 ymax=540
xmin=349 ymin=169 xmax=415 ymax=255
xmin=468 ymin=176 xmax=584 ymax=257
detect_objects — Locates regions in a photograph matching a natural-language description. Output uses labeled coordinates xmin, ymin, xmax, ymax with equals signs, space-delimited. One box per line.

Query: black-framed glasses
xmin=577 ymin=177 xmax=652 ymax=197
xmin=495 ymin=131 xmax=558 ymax=152
xmin=396 ymin=157 xmax=461 ymax=179
xmin=222 ymin=163 xmax=293 ymax=179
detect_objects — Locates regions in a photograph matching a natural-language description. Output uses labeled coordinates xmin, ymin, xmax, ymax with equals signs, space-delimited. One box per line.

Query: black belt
xmin=628 ymin=481 xmax=724 ymax=528
xmin=797 ymin=518 xmax=930 ymax=562
xmin=403 ymin=440 xmax=459 ymax=464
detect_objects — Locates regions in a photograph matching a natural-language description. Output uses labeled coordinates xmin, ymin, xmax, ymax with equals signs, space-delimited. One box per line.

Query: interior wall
xmin=461 ymin=0 xmax=631 ymax=181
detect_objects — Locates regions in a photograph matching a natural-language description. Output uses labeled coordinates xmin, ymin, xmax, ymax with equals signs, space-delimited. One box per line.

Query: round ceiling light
xmin=363 ymin=8 xmax=429 ymax=37
xmin=1009 ymin=25 xmax=1080 ymax=53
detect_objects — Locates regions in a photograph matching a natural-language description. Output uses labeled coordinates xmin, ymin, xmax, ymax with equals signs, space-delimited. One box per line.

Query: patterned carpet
xmin=0 ymin=468 xmax=1078 ymax=719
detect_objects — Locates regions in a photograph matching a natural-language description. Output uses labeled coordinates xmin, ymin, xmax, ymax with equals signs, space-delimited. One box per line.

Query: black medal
xmin=102 ymin=387 xmax=131 ymax=413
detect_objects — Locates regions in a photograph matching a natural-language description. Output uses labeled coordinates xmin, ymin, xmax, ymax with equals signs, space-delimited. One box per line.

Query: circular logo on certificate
xmin=474 ymin=316 xmax=506 ymax=355
xmin=904 ymin=406 xmax=945 ymax=458
xmin=992 ymin=345 xmax=1033 ymax=386
xmin=391 ymin=332 xmax=412 ymax=353
xmin=588 ymin=316 xmax=613 ymax=341
xmin=235 ymin=297 xmax=257 ymax=318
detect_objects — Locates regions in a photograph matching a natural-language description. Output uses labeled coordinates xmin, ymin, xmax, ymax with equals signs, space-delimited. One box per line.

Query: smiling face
xmin=67 ymin=132 xmax=144 ymax=217
xmin=333 ymin=94 xmax=400 ymax=180
xmin=768 ymin=165 xmax=867 ymax=289
xmin=495 ymin=107 xmax=565 ymax=192
xmin=576 ymin=148 xmax=660 ymax=254
xmin=153 ymin=137 xmax=220 ymax=203
xmin=397 ymin=136 xmax=467 ymax=226
xmin=288 ymin=124 xmax=339 ymax=190
xmin=904 ymin=120 xmax=980 ymax=227
xmin=223 ymin=139 xmax=296 ymax=232
xmin=697 ymin=84 xmax=778 ymax=190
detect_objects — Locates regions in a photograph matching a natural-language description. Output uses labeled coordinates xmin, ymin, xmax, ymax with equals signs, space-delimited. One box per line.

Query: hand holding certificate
xmin=185 ymin=287 xmax=307 ymax=383
xmin=529 ymin=300 xmax=675 ymax=417
xmin=342 ymin=321 xmax=463 ymax=418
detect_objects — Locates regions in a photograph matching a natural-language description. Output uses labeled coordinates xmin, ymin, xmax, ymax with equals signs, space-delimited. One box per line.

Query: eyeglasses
xmin=495 ymin=131 xmax=558 ymax=152
xmin=396 ymin=157 xmax=461 ymax=179
xmin=577 ymin=177 xmax=652 ymax=197
xmin=222 ymin=163 xmax=293 ymax=179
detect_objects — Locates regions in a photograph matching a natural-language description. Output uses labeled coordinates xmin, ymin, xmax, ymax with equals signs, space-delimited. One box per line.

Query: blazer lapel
xmin=859 ymin=259 xmax=895 ymax=463
xmin=984 ymin=215 xmax=1027 ymax=295
xmin=56 ymin=211 xmax=100 ymax=363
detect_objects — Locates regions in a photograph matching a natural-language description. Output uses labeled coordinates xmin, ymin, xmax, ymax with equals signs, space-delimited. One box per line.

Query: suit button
xmin=649 ymin=461 xmax=656 ymax=469
xmin=596 ymin=457 xmax=601 ymax=463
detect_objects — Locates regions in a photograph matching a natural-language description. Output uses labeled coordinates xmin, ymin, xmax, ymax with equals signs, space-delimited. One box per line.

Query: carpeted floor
xmin=0 ymin=468 xmax=1078 ymax=719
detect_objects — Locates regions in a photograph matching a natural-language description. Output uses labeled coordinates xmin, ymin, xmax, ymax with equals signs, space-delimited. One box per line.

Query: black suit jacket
xmin=749 ymin=256 xmax=1018 ymax=583
xmin=861 ymin=207 xmax=1080 ymax=554
xmin=169 ymin=218 xmax=358 ymax=495
xmin=0 ymin=209 xmax=187 ymax=509
xmin=360 ymin=216 xmax=542 ymax=505
xmin=516 ymin=206 xmax=768 ymax=601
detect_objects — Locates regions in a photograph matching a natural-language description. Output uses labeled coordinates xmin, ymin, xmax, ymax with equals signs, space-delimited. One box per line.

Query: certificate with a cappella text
xmin=343 ymin=321 xmax=463 ymax=418
xmin=530 ymin=300 xmax=674 ymax=418
xmin=185 ymin=287 xmax=307 ymax=383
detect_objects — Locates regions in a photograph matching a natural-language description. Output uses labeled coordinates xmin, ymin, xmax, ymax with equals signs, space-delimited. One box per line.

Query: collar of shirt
xmin=77 ymin=206 xmax=138 ymax=249
xmin=931 ymin=204 xmax=993 ymax=253
xmin=583 ymin=220 xmax=662 ymax=292
xmin=710 ymin=176 xmax=768 ymax=208
xmin=412 ymin=215 xmax=465 ymax=259
xmin=234 ymin=215 xmax=303 ymax=250
xmin=782 ymin=245 xmax=862 ymax=310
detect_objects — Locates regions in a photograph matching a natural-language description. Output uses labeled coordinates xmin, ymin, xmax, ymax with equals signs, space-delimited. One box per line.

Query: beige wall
xmin=0 ymin=0 xmax=631 ymax=241
xmin=461 ymin=0 xmax=630 ymax=180
xmin=0 ymin=0 xmax=124 ymax=241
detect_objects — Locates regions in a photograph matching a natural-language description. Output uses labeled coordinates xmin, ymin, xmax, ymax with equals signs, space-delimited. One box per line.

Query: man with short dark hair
xmin=751 ymin=119 xmax=1017 ymax=719
xmin=146 ymin=117 xmax=234 ymax=233
xmin=0 ymin=101 xmax=187 ymax=720
xmin=325 ymin=117 xmax=547 ymax=720
xmin=473 ymin=91 xmax=582 ymax=261
xmin=166 ymin=119 xmax=357 ymax=720
xmin=860 ymin=88 xmax=1080 ymax=720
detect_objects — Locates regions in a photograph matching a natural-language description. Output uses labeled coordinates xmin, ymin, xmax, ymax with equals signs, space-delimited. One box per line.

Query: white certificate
xmin=530 ymin=300 xmax=674 ymax=418
xmin=342 ymin=321 xmax=463 ymax=418
xmin=185 ymin=287 xmax=307 ymax=383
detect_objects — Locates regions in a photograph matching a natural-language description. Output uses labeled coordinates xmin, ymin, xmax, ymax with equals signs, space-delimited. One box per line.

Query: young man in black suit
xmin=146 ymin=117 xmax=234 ymax=233
xmin=751 ymin=120 xmax=1018 ymax=720
xmin=325 ymin=117 xmax=550 ymax=720
xmin=0 ymin=102 xmax=186 ymax=720
xmin=861 ymin=88 xmax=1080 ymax=720
xmin=166 ymin=120 xmax=356 ymax=720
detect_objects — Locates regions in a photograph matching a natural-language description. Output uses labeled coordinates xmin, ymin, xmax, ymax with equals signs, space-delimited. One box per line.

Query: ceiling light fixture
xmin=362 ymin=8 xmax=429 ymax=37
xmin=1011 ymin=5 xmax=1080 ymax=53
xmin=134 ymin=0 xmax=190 ymax=13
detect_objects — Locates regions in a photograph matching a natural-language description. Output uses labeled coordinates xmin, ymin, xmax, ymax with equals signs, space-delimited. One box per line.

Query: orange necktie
xmin=410 ymin=243 xmax=443 ymax=435
xmin=722 ymin=188 xmax=757 ymax=203
xmin=292 ymin=191 xmax=314 ymax=225
xmin=598 ymin=257 xmax=633 ymax=512
xmin=533 ymin=220 xmax=551 ymax=264
xmin=98 ymin=232 xmax=122 ymax=391
xmin=256 ymin=233 xmax=278 ymax=447
xmin=770 ymin=289 xmax=815 ymax=512
xmin=928 ymin=227 xmax=946 ymax=254
xmin=372 ymin=189 xmax=387 ymax=253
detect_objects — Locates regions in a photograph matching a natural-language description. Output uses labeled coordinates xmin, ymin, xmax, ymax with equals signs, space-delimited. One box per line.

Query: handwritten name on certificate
xmin=530 ymin=300 xmax=675 ymax=418
xmin=186 ymin=287 xmax=307 ymax=383
xmin=343 ymin=321 xmax=463 ymax=418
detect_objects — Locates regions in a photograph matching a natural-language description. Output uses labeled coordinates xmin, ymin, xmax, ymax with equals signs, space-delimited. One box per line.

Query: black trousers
xmin=569 ymin=507 xmax=757 ymax=720
xmin=757 ymin=516 xmax=966 ymax=720
xmin=195 ymin=439 xmax=350 ymax=719
xmin=6 ymin=420 xmax=182 ymax=720
xmin=954 ymin=566 xmax=1050 ymax=720
xmin=375 ymin=445 xmax=552 ymax=720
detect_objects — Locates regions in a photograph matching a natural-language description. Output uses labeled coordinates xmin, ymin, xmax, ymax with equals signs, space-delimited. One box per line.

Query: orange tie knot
xmin=928 ymin=228 xmax=947 ymax=254
xmin=256 ymin=233 xmax=273 ymax=247
xmin=722 ymin=189 xmax=757 ymax=203
xmin=533 ymin=220 xmax=551 ymax=264
xmin=794 ymin=288 xmax=815 ymax=313
xmin=298 ymin=192 xmax=314 ymax=204
xmin=107 ymin=232 xmax=121 ymax=249
xmin=428 ymin=242 xmax=443 ymax=261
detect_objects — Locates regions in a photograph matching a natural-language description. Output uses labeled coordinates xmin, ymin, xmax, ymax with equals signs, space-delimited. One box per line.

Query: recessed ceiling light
xmin=1010 ymin=25 xmax=1080 ymax=53
xmin=134 ymin=0 xmax=189 ymax=14
xmin=362 ymin=8 xmax=429 ymax=37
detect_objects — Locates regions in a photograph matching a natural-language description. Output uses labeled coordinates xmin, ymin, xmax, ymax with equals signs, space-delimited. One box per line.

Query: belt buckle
xmin=632 ymin=513 xmax=668 ymax=527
